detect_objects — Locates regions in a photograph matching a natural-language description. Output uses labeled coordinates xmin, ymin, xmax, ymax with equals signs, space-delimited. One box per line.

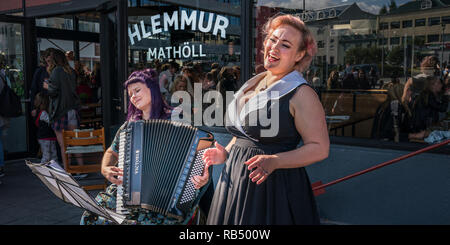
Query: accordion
xmin=116 ymin=119 xmax=214 ymax=221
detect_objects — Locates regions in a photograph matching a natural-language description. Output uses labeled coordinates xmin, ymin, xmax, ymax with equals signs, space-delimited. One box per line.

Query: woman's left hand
xmin=244 ymin=154 xmax=278 ymax=185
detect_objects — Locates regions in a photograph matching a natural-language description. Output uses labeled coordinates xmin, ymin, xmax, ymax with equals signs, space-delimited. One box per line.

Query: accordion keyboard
xmin=116 ymin=130 xmax=129 ymax=215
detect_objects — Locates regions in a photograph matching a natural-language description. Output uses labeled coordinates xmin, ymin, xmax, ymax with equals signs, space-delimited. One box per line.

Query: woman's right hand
xmin=102 ymin=166 xmax=123 ymax=185
xmin=202 ymin=141 xmax=228 ymax=166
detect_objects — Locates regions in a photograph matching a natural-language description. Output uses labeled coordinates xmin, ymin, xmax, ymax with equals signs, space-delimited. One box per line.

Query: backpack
xmin=0 ymin=73 xmax=22 ymax=117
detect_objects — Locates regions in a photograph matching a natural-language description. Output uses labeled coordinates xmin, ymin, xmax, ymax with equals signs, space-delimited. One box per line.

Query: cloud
xmin=356 ymin=2 xmax=381 ymax=14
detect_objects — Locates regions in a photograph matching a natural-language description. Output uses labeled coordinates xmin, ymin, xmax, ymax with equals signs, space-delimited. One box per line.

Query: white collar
xmin=226 ymin=70 xmax=307 ymax=141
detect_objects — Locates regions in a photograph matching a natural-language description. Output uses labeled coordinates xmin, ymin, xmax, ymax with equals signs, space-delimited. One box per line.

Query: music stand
xmin=25 ymin=160 xmax=126 ymax=224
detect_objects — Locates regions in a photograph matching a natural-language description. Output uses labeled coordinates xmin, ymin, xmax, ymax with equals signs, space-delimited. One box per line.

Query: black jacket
xmin=47 ymin=66 xmax=80 ymax=122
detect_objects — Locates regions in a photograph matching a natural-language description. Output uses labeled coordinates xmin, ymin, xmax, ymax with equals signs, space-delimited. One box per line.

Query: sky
xmin=257 ymin=0 xmax=413 ymax=15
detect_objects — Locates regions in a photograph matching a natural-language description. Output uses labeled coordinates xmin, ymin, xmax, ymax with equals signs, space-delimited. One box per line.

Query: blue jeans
xmin=0 ymin=127 xmax=4 ymax=168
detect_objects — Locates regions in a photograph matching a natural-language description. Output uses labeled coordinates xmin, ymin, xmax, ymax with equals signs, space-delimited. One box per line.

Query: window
xmin=415 ymin=35 xmax=426 ymax=45
xmin=128 ymin=1 xmax=241 ymax=69
xmin=79 ymin=20 xmax=100 ymax=33
xmin=390 ymin=21 xmax=400 ymax=29
xmin=36 ymin=17 xmax=73 ymax=30
xmin=251 ymin=0 xmax=448 ymax=145
xmin=379 ymin=22 xmax=389 ymax=30
xmin=421 ymin=0 xmax=432 ymax=9
xmin=427 ymin=34 xmax=440 ymax=43
xmin=415 ymin=18 xmax=426 ymax=27
xmin=0 ymin=22 xmax=27 ymax=153
xmin=127 ymin=0 xmax=242 ymax=127
xmin=317 ymin=40 xmax=325 ymax=49
xmin=444 ymin=34 xmax=450 ymax=42
xmin=404 ymin=36 xmax=412 ymax=45
xmin=390 ymin=37 xmax=400 ymax=45
xmin=402 ymin=20 xmax=413 ymax=28
xmin=428 ymin=17 xmax=441 ymax=26
xmin=443 ymin=16 xmax=450 ymax=25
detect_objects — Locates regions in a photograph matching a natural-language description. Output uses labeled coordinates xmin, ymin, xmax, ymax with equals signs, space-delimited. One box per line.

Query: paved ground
xmin=0 ymin=158 xmax=101 ymax=225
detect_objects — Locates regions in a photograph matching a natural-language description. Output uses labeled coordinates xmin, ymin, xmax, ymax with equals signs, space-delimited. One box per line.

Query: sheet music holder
xmin=25 ymin=160 xmax=126 ymax=224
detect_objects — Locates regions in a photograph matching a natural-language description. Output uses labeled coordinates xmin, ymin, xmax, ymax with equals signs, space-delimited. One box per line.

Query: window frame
xmin=415 ymin=18 xmax=426 ymax=27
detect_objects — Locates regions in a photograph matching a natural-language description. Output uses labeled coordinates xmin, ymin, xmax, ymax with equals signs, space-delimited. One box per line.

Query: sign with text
xmin=128 ymin=10 xmax=230 ymax=61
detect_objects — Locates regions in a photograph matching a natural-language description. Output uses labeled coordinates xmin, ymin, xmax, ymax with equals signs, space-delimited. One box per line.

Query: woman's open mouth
xmin=268 ymin=53 xmax=280 ymax=63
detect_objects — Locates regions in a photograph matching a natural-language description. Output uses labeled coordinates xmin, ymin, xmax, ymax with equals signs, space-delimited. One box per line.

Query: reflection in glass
xmin=127 ymin=1 xmax=241 ymax=74
xmin=254 ymin=1 xmax=450 ymax=143
xmin=0 ymin=22 xmax=24 ymax=101
xmin=0 ymin=21 xmax=27 ymax=153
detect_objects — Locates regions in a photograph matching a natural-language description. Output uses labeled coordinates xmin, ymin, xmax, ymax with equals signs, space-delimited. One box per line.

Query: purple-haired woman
xmin=80 ymin=69 xmax=209 ymax=225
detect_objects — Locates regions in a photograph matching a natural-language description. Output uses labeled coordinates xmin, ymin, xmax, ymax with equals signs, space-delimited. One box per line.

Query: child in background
xmin=33 ymin=92 xmax=58 ymax=163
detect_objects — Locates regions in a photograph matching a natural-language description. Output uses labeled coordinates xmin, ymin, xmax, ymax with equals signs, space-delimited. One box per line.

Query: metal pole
xmin=381 ymin=43 xmax=384 ymax=77
xmin=326 ymin=25 xmax=329 ymax=83
xmin=240 ymin=0 xmax=252 ymax=86
xmin=404 ymin=33 xmax=407 ymax=79
xmin=411 ymin=35 xmax=415 ymax=78
xmin=442 ymin=22 xmax=445 ymax=77
xmin=22 ymin=0 xmax=26 ymax=17
xmin=73 ymin=16 xmax=80 ymax=62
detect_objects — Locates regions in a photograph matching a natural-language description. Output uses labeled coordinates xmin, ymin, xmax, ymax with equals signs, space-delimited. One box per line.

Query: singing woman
xmin=203 ymin=14 xmax=329 ymax=225
xmin=80 ymin=68 xmax=210 ymax=225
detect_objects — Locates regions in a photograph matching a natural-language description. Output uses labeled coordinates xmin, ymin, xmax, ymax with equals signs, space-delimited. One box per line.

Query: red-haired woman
xmin=203 ymin=14 xmax=329 ymax=225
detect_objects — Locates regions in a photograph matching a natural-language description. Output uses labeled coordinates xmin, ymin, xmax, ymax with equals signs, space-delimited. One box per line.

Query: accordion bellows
xmin=116 ymin=119 xmax=214 ymax=221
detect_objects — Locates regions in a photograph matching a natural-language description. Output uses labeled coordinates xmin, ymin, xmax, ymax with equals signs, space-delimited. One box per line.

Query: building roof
xmin=386 ymin=0 xmax=450 ymax=15
xmin=305 ymin=3 xmax=375 ymax=24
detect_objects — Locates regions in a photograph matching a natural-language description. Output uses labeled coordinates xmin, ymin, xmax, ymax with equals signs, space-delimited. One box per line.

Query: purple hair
xmin=124 ymin=68 xmax=172 ymax=121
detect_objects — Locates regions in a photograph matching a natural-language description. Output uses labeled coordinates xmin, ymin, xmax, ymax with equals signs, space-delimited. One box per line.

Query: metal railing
xmin=312 ymin=139 xmax=450 ymax=196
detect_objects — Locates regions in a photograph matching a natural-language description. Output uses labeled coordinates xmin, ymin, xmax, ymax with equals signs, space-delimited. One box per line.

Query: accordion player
xmin=115 ymin=119 xmax=214 ymax=222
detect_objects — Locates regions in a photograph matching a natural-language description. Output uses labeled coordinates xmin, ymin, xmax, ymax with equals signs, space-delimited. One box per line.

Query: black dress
xmin=206 ymin=71 xmax=320 ymax=225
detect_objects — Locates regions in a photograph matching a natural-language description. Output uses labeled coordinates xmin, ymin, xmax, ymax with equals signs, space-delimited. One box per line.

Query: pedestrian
xmin=80 ymin=68 xmax=210 ymax=225
xmin=203 ymin=14 xmax=329 ymax=225
xmin=356 ymin=69 xmax=370 ymax=90
xmin=43 ymin=48 xmax=84 ymax=175
xmin=30 ymin=50 xmax=50 ymax=106
xmin=32 ymin=92 xmax=58 ymax=163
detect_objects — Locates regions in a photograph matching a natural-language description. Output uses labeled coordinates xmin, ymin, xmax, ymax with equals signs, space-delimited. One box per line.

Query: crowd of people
xmin=297 ymin=54 xmax=449 ymax=143
xmin=130 ymin=60 xmax=242 ymax=126
xmin=318 ymin=56 xmax=450 ymax=143
xmin=27 ymin=48 xmax=101 ymax=179
xmin=323 ymin=65 xmax=379 ymax=90
xmin=132 ymin=60 xmax=241 ymax=108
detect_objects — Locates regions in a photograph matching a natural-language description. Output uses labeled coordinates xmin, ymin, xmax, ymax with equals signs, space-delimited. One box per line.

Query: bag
xmin=0 ymin=73 xmax=22 ymax=117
